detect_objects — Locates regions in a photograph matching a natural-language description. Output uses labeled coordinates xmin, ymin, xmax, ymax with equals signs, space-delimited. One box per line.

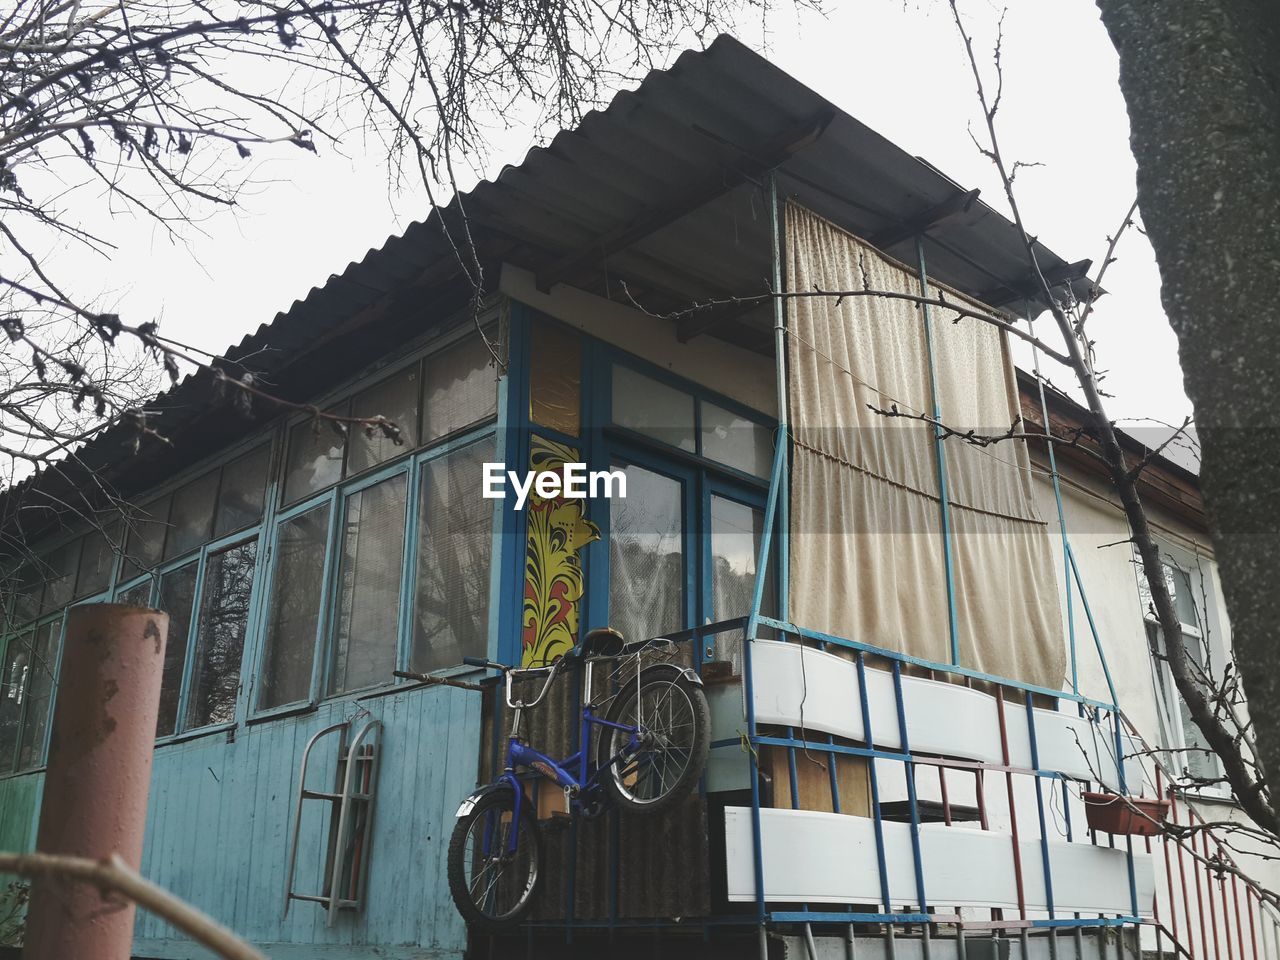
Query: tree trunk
xmin=1095 ymin=0 xmax=1280 ymax=798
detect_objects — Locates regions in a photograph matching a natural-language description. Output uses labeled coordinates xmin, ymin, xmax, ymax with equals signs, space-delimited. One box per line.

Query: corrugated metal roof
xmin=2 ymin=34 xmax=1096 ymax=540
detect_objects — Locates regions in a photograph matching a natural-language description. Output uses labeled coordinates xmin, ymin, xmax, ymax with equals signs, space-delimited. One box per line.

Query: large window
xmin=284 ymin=406 xmax=347 ymax=504
xmin=156 ymin=564 xmax=198 ymax=736
xmin=1138 ymin=552 xmax=1224 ymax=787
xmin=350 ymin=367 xmax=420 ymax=474
xmin=710 ymin=494 xmax=776 ymax=669
xmin=187 ymin=541 xmax=257 ymax=727
xmin=0 ymin=616 xmax=61 ymax=773
xmin=122 ymin=446 xmax=269 ymax=579
xmin=258 ymin=329 xmax=501 ymax=707
xmin=611 ymin=363 xmax=771 ymax=479
xmin=603 ymin=360 xmax=776 ymax=664
xmin=0 ymin=323 xmax=503 ymax=765
xmin=0 ymin=632 xmax=31 ymax=771
xmin=413 ymin=439 xmax=495 ymax=673
xmin=258 ymin=505 xmax=329 ymax=710
xmin=282 ymin=333 xmax=497 ymax=505
xmin=16 ymin=618 xmax=60 ymax=770
xmin=75 ymin=523 xmax=120 ymax=599
xmin=145 ymin=538 xmax=260 ymax=738
xmin=608 ymin=463 xmax=686 ymax=647
xmin=329 ymin=475 xmax=408 ymax=695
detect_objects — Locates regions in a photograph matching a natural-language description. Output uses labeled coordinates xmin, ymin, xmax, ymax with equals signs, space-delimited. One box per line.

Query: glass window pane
xmin=530 ymin=321 xmax=581 ymax=436
xmin=214 ymin=444 xmax=271 ymax=538
xmin=1179 ymin=694 xmax=1219 ymax=781
xmin=39 ymin=541 xmax=79 ymax=615
xmin=0 ymin=633 xmax=32 ymax=773
xmin=259 ymin=506 xmax=329 ymax=709
xmin=284 ymin=405 xmax=348 ymax=503
xmin=165 ymin=471 xmax=219 ymax=560
xmin=116 ymin=579 xmax=153 ymax=607
xmin=330 ymin=476 xmax=407 ymax=694
xmin=710 ymin=496 xmax=776 ymax=671
xmin=422 ymin=335 xmax=498 ymax=443
xmin=75 ymin=522 xmax=120 ymax=598
xmin=123 ymin=497 xmax=171 ymax=580
xmin=17 ymin=617 xmax=60 ymax=770
xmin=186 ymin=541 xmax=256 ymax=728
xmin=349 ymin=366 xmax=420 ymax=474
xmin=8 ymin=566 xmax=43 ymax=629
xmin=1168 ymin=565 xmax=1199 ymax=629
xmin=413 ymin=440 xmax=494 ymax=673
xmin=608 ymin=464 xmax=684 ymax=646
xmin=702 ymin=402 xmax=772 ymax=478
xmin=156 ymin=563 xmax=198 ymax=737
xmin=611 ymin=365 xmax=695 ymax=452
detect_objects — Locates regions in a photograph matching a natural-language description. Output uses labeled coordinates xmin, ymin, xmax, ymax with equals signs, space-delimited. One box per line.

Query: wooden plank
xmin=761 ymin=744 xmax=871 ymax=816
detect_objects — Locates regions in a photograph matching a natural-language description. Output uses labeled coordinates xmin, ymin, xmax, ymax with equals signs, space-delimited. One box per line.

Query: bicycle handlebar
xmin=461 ymin=655 xmax=562 ymax=709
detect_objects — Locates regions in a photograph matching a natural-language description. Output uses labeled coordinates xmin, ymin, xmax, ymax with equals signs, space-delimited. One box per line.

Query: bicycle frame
xmin=480 ymin=657 xmax=645 ymax=856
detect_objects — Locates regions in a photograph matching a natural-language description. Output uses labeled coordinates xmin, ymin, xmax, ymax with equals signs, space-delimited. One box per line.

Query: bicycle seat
xmin=571 ymin=627 xmax=627 ymax=660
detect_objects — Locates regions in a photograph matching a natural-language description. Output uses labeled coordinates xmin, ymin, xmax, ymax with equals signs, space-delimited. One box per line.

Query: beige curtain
xmin=785 ymin=202 xmax=1064 ymax=689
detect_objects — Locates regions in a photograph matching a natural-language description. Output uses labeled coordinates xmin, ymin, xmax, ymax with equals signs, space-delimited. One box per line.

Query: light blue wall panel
xmin=0 ymin=772 xmax=41 ymax=853
xmin=131 ymin=685 xmax=481 ymax=959
xmin=0 ymin=772 xmax=43 ymax=945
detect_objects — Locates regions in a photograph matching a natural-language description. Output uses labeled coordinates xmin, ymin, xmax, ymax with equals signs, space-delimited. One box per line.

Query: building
xmin=0 ymin=34 xmax=1273 ymax=960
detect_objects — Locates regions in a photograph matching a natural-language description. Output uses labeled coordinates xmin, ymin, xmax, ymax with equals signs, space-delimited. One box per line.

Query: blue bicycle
xmin=445 ymin=628 xmax=711 ymax=928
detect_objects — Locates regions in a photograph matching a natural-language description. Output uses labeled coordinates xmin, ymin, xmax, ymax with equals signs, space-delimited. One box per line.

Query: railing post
xmin=741 ymin=166 xmax=792 ymax=960
xmin=24 ymin=603 xmax=169 ymax=960
xmin=1025 ymin=693 xmax=1057 ymax=924
xmin=856 ymin=653 xmax=892 ymax=915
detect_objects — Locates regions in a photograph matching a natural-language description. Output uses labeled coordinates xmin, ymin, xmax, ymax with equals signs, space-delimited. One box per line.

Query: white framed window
xmin=1135 ymin=546 xmax=1228 ymax=795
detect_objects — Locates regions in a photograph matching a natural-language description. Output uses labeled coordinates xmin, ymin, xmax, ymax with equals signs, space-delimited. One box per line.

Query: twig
xmin=0 ymin=851 xmax=266 ymax=959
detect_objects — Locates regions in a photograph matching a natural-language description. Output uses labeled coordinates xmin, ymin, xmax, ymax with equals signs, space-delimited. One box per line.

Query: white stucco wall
xmin=1033 ymin=456 xmax=1280 ymax=929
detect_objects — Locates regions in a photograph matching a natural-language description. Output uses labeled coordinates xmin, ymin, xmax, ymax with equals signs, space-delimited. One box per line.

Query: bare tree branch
xmin=0 ymin=850 xmax=265 ymax=960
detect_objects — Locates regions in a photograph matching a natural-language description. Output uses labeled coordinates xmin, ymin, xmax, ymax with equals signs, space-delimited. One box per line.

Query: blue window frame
xmin=0 ymin=314 xmax=507 ymax=769
xmin=505 ymin=316 xmax=781 ymax=660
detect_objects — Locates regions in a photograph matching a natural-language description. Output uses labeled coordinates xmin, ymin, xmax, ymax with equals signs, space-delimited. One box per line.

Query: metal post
xmin=891 ymin=662 xmax=929 ymax=932
xmin=856 ymin=654 xmax=892 ymax=915
xmin=24 ymin=603 xmax=169 ymax=960
xmin=914 ymin=235 xmax=960 ymax=665
xmin=744 ymin=167 xmax=792 ymax=960
xmin=771 ymin=172 xmax=790 ymax=623
xmin=1066 ymin=545 xmax=1119 ymax=709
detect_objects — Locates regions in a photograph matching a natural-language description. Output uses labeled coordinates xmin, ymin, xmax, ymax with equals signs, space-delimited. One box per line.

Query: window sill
xmin=0 ymin=765 xmax=45 ymax=781
xmin=155 ymin=721 xmax=236 ymax=748
xmin=1178 ymin=785 xmax=1235 ymax=806
xmin=247 ymin=700 xmax=319 ymax=725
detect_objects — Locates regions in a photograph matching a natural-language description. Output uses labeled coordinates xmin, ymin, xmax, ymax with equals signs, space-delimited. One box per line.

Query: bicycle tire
xmin=446 ymin=787 xmax=541 ymax=929
xmin=595 ymin=664 xmax=711 ymax=816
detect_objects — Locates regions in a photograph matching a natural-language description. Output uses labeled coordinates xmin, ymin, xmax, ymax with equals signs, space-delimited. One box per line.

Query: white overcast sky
xmin=83 ymin=0 xmax=1193 ymax=432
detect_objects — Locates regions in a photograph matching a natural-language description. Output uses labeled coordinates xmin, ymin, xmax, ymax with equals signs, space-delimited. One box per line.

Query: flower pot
xmin=1081 ymin=791 xmax=1171 ymax=836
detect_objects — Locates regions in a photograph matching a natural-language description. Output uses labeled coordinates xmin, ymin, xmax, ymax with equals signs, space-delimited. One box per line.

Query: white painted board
xmin=724 ymin=806 xmax=1156 ymax=916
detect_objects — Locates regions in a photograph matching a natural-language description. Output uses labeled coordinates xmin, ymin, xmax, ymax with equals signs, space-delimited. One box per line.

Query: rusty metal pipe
xmin=24 ymin=603 xmax=168 ymax=960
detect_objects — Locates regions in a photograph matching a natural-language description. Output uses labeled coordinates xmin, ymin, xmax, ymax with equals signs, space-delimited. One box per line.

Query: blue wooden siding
xmin=0 ymin=772 xmax=42 ymax=944
xmin=131 ymin=684 xmax=480 ymax=959
xmin=0 ymin=772 xmax=41 ymax=854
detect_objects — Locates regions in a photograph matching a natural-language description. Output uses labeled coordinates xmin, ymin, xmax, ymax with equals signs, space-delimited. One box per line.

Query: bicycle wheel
xmin=446 ymin=788 xmax=541 ymax=928
xmin=596 ymin=664 xmax=710 ymax=815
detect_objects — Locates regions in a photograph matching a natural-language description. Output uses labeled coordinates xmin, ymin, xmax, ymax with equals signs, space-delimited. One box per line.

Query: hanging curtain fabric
xmin=785 ymin=202 xmax=1065 ymax=690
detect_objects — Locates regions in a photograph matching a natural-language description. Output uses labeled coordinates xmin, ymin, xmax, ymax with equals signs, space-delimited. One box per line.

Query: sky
xmin=54 ymin=0 xmax=1194 ymax=439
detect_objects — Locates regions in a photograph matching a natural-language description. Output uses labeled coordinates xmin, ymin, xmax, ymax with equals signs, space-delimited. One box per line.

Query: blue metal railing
xmin=734 ymin=614 xmax=1144 ymax=937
